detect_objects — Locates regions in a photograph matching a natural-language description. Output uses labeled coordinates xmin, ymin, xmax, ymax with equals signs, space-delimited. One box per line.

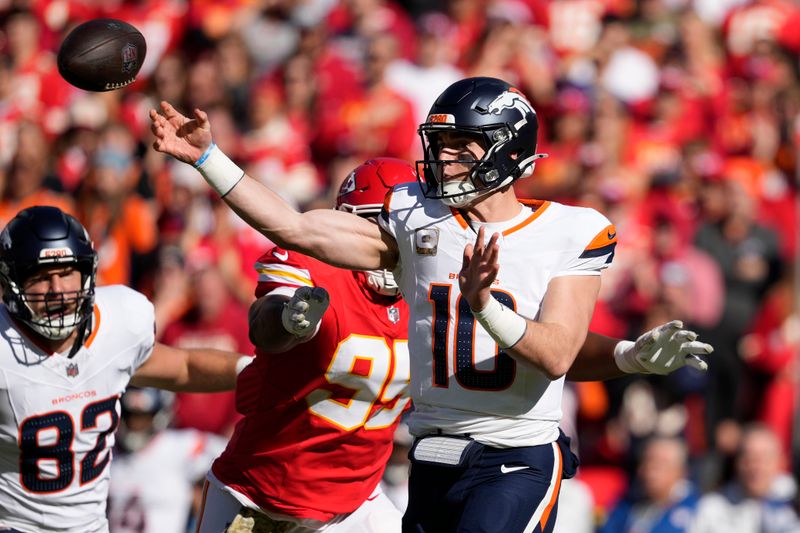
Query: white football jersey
xmin=108 ymin=429 xmax=226 ymax=533
xmin=379 ymin=183 xmax=616 ymax=447
xmin=0 ymin=285 xmax=155 ymax=533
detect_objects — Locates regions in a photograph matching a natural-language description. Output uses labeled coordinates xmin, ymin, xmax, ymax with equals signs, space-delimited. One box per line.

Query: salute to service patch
xmin=415 ymin=228 xmax=439 ymax=255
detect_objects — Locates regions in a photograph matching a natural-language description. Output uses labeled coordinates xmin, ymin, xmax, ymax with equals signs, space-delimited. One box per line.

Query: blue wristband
xmin=193 ymin=142 xmax=217 ymax=168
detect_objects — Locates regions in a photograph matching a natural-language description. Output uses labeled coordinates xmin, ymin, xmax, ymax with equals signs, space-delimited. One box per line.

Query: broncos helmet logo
xmin=486 ymin=90 xmax=534 ymax=118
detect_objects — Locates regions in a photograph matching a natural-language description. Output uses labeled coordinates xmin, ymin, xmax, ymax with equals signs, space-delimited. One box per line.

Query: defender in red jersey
xmin=197 ymin=159 xmax=416 ymax=533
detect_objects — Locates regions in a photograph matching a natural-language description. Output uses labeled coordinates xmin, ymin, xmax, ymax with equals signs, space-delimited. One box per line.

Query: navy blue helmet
xmin=417 ymin=77 xmax=545 ymax=207
xmin=0 ymin=206 xmax=97 ymax=340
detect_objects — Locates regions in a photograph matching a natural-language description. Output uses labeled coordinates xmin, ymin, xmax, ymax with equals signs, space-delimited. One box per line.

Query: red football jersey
xmin=211 ymin=247 xmax=410 ymax=522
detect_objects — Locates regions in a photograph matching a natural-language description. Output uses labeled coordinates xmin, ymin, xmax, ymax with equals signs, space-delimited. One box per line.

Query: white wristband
xmin=472 ymin=297 xmax=527 ymax=349
xmin=613 ymin=340 xmax=640 ymax=374
xmin=235 ymin=355 xmax=255 ymax=376
xmin=194 ymin=143 xmax=245 ymax=197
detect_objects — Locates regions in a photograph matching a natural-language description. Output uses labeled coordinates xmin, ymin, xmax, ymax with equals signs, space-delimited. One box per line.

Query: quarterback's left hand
xmin=460 ymin=226 xmax=500 ymax=311
xmin=614 ymin=320 xmax=713 ymax=375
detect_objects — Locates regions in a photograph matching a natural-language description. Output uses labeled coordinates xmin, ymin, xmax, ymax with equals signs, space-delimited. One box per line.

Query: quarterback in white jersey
xmin=379 ymin=186 xmax=615 ymax=447
xmin=150 ymin=76 xmax=714 ymax=533
xmin=0 ymin=206 xmax=248 ymax=533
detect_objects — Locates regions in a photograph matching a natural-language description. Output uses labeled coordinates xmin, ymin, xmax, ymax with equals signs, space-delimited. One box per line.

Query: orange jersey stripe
xmin=450 ymin=199 xmax=550 ymax=233
xmin=84 ymin=306 xmax=102 ymax=348
xmin=585 ymin=224 xmax=617 ymax=251
xmin=502 ymin=201 xmax=550 ymax=236
xmin=539 ymin=444 xmax=563 ymax=530
xmin=450 ymin=208 xmax=470 ymax=230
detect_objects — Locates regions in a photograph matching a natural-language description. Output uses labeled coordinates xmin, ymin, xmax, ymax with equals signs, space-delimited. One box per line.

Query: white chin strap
xmin=366 ymin=269 xmax=400 ymax=296
xmin=439 ymin=176 xmax=505 ymax=208
xmin=438 ymin=160 xmax=541 ymax=208
xmin=25 ymin=308 xmax=80 ymax=340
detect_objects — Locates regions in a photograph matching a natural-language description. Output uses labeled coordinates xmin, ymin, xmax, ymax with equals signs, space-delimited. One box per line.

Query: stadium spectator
xmin=240 ymin=78 xmax=321 ymax=207
xmin=693 ymin=176 xmax=783 ymax=481
xmin=601 ymin=435 xmax=701 ymax=533
xmin=737 ymin=271 xmax=799 ymax=466
xmin=692 ymin=424 xmax=800 ymax=533
xmin=76 ymin=122 xmax=158 ymax=287
xmin=384 ymin=12 xmax=464 ymax=126
xmin=0 ymin=120 xmax=75 ymax=227
xmin=160 ymin=244 xmax=251 ymax=437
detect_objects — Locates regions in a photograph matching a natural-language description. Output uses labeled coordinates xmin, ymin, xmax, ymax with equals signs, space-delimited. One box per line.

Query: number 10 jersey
xmin=379 ymin=183 xmax=616 ymax=448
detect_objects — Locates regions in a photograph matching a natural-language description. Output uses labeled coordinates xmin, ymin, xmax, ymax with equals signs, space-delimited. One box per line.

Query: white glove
xmin=281 ymin=286 xmax=330 ymax=338
xmin=614 ymin=320 xmax=713 ymax=375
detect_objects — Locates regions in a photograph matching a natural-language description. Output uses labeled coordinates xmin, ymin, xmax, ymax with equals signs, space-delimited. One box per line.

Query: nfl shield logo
xmin=66 ymin=363 xmax=79 ymax=378
xmin=387 ymin=306 xmax=400 ymax=324
xmin=121 ymin=43 xmax=138 ymax=73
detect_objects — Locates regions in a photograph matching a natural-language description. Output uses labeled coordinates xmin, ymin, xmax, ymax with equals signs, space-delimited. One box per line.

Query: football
xmin=57 ymin=18 xmax=147 ymax=92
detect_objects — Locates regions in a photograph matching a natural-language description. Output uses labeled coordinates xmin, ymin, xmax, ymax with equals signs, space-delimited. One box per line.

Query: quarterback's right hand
xmin=149 ymin=101 xmax=212 ymax=165
xmin=281 ymin=287 xmax=330 ymax=338
xmin=614 ymin=320 xmax=713 ymax=375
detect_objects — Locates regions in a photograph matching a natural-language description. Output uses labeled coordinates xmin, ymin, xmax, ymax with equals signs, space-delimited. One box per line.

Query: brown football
xmin=57 ymin=18 xmax=147 ymax=92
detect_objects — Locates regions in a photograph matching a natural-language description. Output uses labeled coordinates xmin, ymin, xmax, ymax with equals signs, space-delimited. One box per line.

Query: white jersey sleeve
xmin=551 ymin=207 xmax=616 ymax=277
xmin=0 ymin=285 xmax=156 ymax=533
xmin=113 ymin=286 xmax=156 ymax=374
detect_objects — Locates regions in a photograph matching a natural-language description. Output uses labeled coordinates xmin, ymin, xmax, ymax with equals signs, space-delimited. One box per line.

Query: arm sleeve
xmin=253 ymin=247 xmax=315 ymax=298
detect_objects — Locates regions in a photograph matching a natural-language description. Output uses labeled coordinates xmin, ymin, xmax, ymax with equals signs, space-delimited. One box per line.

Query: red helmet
xmin=336 ymin=158 xmax=417 ymax=216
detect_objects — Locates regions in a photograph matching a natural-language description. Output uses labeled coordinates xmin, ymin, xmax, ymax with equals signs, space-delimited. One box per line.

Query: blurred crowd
xmin=0 ymin=0 xmax=797 ymax=530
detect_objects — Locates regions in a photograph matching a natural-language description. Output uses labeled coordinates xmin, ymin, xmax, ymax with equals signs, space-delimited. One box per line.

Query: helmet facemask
xmin=416 ymin=77 xmax=548 ymax=208
xmin=418 ymin=123 xmax=543 ymax=208
xmin=2 ymin=259 xmax=96 ymax=340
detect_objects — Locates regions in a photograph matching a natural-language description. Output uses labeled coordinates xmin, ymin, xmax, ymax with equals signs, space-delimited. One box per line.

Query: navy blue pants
xmin=402 ymin=432 xmax=578 ymax=533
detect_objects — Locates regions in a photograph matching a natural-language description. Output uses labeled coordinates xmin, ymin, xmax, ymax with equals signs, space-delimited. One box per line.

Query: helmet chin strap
xmin=440 ymin=176 xmax=498 ymax=208
xmin=68 ymin=314 xmax=92 ymax=358
xmin=439 ymin=154 xmax=548 ymax=208
xmin=22 ymin=299 xmax=80 ymax=341
xmin=439 ymin=174 xmax=488 ymax=207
